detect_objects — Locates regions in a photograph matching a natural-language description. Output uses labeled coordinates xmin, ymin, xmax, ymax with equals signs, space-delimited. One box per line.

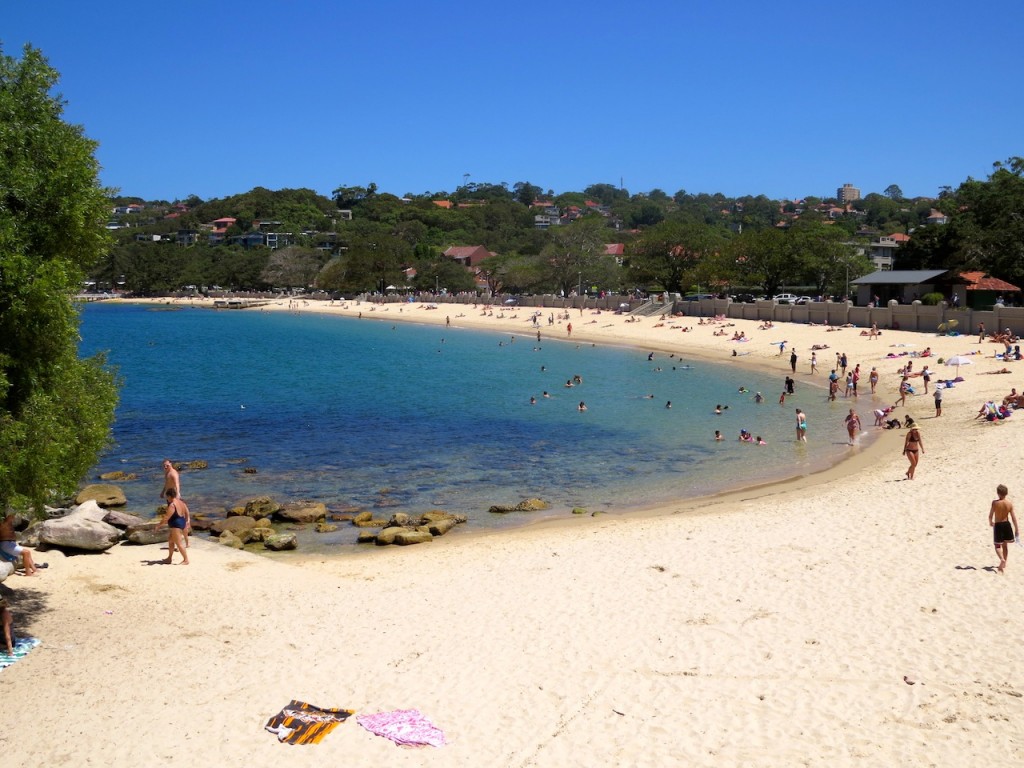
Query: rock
xmin=37 ymin=501 xmax=121 ymax=551
xmin=243 ymin=467 xmax=258 ymax=474
xmin=0 ymin=561 xmax=14 ymax=582
xmin=314 ymin=523 xmax=338 ymax=533
xmin=427 ymin=517 xmax=458 ymax=536
xmin=241 ymin=496 xmax=280 ymax=517
xmin=572 ymin=507 xmax=587 ymax=515
xmin=488 ymin=504 xmax=517 ymax=514
xmin=275 ymin=501 xmax=327 ymax=524
xmin=209 ymin=516 xmax=256 ymax=536
xmin=75 ymin=484 xmax=127 ymax=508
xmin=218 ymin=531 xmax=244 ymax=549
xmin=253 ymin=517 xmax=273 ymax=529
xmin=388 ymin=512 xmax=412 ymax=527
xmin=264 ymin=533 xmax=297 ymax=551
xmin=99 ymin=471 xmax=137 ymax=482
xmin=394 ymin=530 xmax=432 ymax=546
xmin=374 ymin=526 xmax=407 ymax=546
xmin=516 ymin=498 xmax=550 ymax=512
xmin=245 ymin=526 xmax=274 ymax=542
xmin=103 ymin=509 xmax=148 ymax=529
xmin=356 ymin=531 xmax=377 ymax=544
xmin=225 ymin=506 xmax=248 ymax=517
xmin=125 ymin=523 xmax=168 ymax=545
xmin=352 ymin=511 xmax=374 ymax=526
xmin=186 ymin=460 xmax=208 ymax=470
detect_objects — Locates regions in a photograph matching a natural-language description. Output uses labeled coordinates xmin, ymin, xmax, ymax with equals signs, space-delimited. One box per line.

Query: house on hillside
xmin=444 ymin=245 xmax=492 ymax=268
xmin=868 ymin=233 xmax=910 ymax=270
xmin=604 ymin=243 xmax=625 ymax=264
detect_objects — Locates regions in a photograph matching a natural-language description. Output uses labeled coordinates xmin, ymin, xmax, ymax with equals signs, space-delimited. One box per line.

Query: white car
xmin=773 ymin=293 xmax=798 ymax=304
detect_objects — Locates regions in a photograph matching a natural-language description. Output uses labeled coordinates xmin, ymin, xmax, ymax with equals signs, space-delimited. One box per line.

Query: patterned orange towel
xmin=265 ymin=700 xmax=355 ymax=745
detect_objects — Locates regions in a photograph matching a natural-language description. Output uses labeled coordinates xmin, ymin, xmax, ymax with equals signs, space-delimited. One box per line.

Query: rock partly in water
xmin=275 ymin=501 xmax=327 ymax=524
xmin=240 ymin=496 xmax=281 ymax=518
xmin=394 ymin=530 xmax=432 ymax=546
xmin=218 ymin=531 xmax=244 ymax=549
xmin=264 ymin=533 xmax=297 ymax=551
xmin=209 ymin=516 xmax=256 ymax=536
xmin=75 ymin=484 xmax=127 ymax=508
xmin=314 ymin=522 xmax=338 ymax=533
xmin=99 ymin=471 xmax=137 ymax=482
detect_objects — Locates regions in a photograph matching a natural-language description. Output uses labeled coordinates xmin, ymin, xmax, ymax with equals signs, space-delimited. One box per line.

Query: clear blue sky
xmin=5 ymin=1 xmax=1021 ymax=203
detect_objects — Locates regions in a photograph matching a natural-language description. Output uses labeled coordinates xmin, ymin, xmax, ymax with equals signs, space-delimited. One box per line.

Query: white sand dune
xmin=2 ymin=297 xmax=1022 ymax=766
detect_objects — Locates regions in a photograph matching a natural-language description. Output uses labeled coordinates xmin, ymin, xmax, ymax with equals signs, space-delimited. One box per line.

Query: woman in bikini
xmin=902 ymin=423 xmax=924 ymax=479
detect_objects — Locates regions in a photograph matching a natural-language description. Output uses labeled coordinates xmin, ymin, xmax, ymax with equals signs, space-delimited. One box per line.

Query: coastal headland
xmin=3 ymin=296 xmax=1023 ymax=765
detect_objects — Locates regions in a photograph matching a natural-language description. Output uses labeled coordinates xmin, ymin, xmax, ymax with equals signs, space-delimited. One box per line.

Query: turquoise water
xmin=79 ymin=304 xmax=862 ymax=549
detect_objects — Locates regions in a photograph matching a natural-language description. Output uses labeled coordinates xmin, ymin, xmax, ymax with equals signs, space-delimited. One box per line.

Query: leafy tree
xmin=260 ymin=246 xmax=327 ymax=289
xmin=727 ymin=228 xmax=792 ymax=297
xmin=539 ymin=219 xmax=613 ymax=296
xmin=883 ymin=184 xmax=904 ymax=201
xmin=626 ymin=221 xmax=728 ymax=293
xmin=0 ymin=45 xmax=119 ymax=513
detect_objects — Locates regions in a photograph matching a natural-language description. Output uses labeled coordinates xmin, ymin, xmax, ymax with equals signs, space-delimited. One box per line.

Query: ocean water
xmin=78 ymin=303 xmax=863 ymax=550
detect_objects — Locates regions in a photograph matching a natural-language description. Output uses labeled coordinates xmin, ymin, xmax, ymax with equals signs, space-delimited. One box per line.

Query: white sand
xmin=3 ymin=297 xmax=1023 ymax=766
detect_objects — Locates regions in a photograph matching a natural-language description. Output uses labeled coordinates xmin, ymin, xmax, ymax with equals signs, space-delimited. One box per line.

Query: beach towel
xmin=356 ymin=709 xmax=447 ymax=748
xmin=264 ymin=700 xmax=355 ymax=745
xmin=0 ymin=637 xmax=41 ymax=671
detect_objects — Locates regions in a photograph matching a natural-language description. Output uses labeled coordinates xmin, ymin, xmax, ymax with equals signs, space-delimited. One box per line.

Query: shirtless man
xmin=0 ymin=513 xmax=38 ymax=576
xmin=160 ymin=489 xmax=191 ymax=565
xmin=162 ymin=459 xmax=188 ymax=546
xmin=989 ymin=484 xmax=1018 ymax=572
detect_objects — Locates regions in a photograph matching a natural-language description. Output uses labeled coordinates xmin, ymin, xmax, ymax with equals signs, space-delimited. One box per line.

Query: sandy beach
xmin=3 ymin=297 xmax=1023 ymax=766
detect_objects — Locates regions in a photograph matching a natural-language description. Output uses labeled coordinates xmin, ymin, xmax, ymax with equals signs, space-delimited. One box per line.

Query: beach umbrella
xmin=945 ymin=355 xmax=974 ymax=375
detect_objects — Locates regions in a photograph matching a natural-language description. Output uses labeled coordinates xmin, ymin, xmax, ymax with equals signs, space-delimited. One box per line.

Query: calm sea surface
xmin=79 ymin=303 xmax=866 ymax=551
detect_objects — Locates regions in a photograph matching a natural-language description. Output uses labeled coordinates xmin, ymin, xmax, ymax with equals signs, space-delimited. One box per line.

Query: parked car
xmin=773 ymin=293 xmax=798 ymax=304
xmin=682 ymin=293 xmax=716 ymax=301
xmin=731 ymin=293 xmax=758 ymax=303
xmin=795 ymin=296 xmax=813 ymax=305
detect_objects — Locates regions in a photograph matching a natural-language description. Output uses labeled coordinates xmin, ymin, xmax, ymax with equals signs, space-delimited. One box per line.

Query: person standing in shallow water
xmin=795 ymin=408 xmax=807 ymax=442
xmin=989 ymin=484 xmax=1017 ymax=573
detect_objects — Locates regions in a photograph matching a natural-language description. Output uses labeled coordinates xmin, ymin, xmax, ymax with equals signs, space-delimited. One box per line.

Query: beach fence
xmin=351 ymin=292 xmax=1024 ymax=338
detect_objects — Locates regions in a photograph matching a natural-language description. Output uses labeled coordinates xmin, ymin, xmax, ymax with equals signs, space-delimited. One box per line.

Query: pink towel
xmin=356 ymin=708 xmax=446 ymax=747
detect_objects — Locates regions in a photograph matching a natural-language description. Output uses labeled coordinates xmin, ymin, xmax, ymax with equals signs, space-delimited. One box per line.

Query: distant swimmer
xmin=578 ymin=401 xmax=587 ymax=411
xmin=754 ymin=392 xmax=764 ymax=403
xmin=565 ymin=380 xmax=574 ymax=388
xmin=714 ymin=430 xmax=724 ymax=441
xmin=542 ymin=391 xmax=550 ymax=398
xmin=665 ymin=401 xmax=672 ymax=408
xmin=738 ymin=387 xmax=748 ymax=393
xmin=530 ymin=397 xmax=536 ymax=405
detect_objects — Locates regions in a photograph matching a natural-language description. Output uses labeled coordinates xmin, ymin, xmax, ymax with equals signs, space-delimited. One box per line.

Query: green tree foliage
xmin=626 ymin=221 xmax=729 ymax=293
xmin=260 ymin=246 xmax=328 ymax=289
xmin=0 ymin=45 xmax=119 ymax=512
xmin=539 ymin=219 xmax=617 ymax=296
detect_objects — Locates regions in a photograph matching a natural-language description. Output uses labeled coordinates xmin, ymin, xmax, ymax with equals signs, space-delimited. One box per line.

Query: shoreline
xmin=8 ymin=295 xmax=1018 ymax=764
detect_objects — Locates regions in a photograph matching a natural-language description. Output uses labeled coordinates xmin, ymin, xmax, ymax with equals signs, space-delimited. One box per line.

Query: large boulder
xmin=0 ymin=561 xmax=14 ymax=582
xmin=394 ymin=530 xmax=432 ymax=546
xmin=37 ymin=501 xmax=121 ymax=551
xmin=98 ymin=471 xmax=137 ymax=482
xmin=218 ymin=531 xmax=244 ymax=549
xmin=275 ymin=501 xmax=327 ymax=524
xmin=75 ymin=484 xmax=127 ymax=508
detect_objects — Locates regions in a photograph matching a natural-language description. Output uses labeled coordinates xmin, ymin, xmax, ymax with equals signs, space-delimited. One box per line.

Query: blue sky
xmin=4 ymin=1 xmax=1021 ymax=203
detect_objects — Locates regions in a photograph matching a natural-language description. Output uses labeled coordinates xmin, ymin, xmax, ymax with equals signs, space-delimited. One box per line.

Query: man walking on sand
xmin=989 ymin=484 xmax=1018 ymax=572
xmin=790 ymin=348 xmax=797 ymax=373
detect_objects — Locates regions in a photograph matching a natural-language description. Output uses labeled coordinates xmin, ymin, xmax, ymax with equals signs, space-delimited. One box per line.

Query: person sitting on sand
xmin=0 ymin=513 xmax=39 ymax=576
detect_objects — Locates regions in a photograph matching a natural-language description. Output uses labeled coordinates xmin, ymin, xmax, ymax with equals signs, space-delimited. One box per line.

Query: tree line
xmin=98 ymin=161 xmax=1024 ymax=300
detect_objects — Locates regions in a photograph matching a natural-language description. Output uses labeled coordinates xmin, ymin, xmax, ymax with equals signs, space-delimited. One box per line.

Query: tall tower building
xmin=837 ymin=183 xmax=861 ymax=203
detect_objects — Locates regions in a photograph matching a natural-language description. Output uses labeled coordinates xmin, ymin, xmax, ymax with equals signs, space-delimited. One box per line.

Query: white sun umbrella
xmin=945 ymin=355 xmax=974 ymax=375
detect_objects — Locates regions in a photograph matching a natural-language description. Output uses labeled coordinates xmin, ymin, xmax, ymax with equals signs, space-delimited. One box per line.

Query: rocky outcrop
xmin=0 ymin=561 xmax=14 ymax=582
xmin=218 ymin=531 xmax=244 ymax=549
xmin=36 ymin=500 xmax=121 ymax=551
xmin=489 ymin=498 xmax=550 ymax=513
xmin=98 ymin=471 xmax=137 ymax=482
xmin=368 ymin=510 xmax=466 ymax=546
xmin=274 ymin=501 xmax=327 ymax=524
xmin=75 ymin=484 xmax=127 ymax=508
